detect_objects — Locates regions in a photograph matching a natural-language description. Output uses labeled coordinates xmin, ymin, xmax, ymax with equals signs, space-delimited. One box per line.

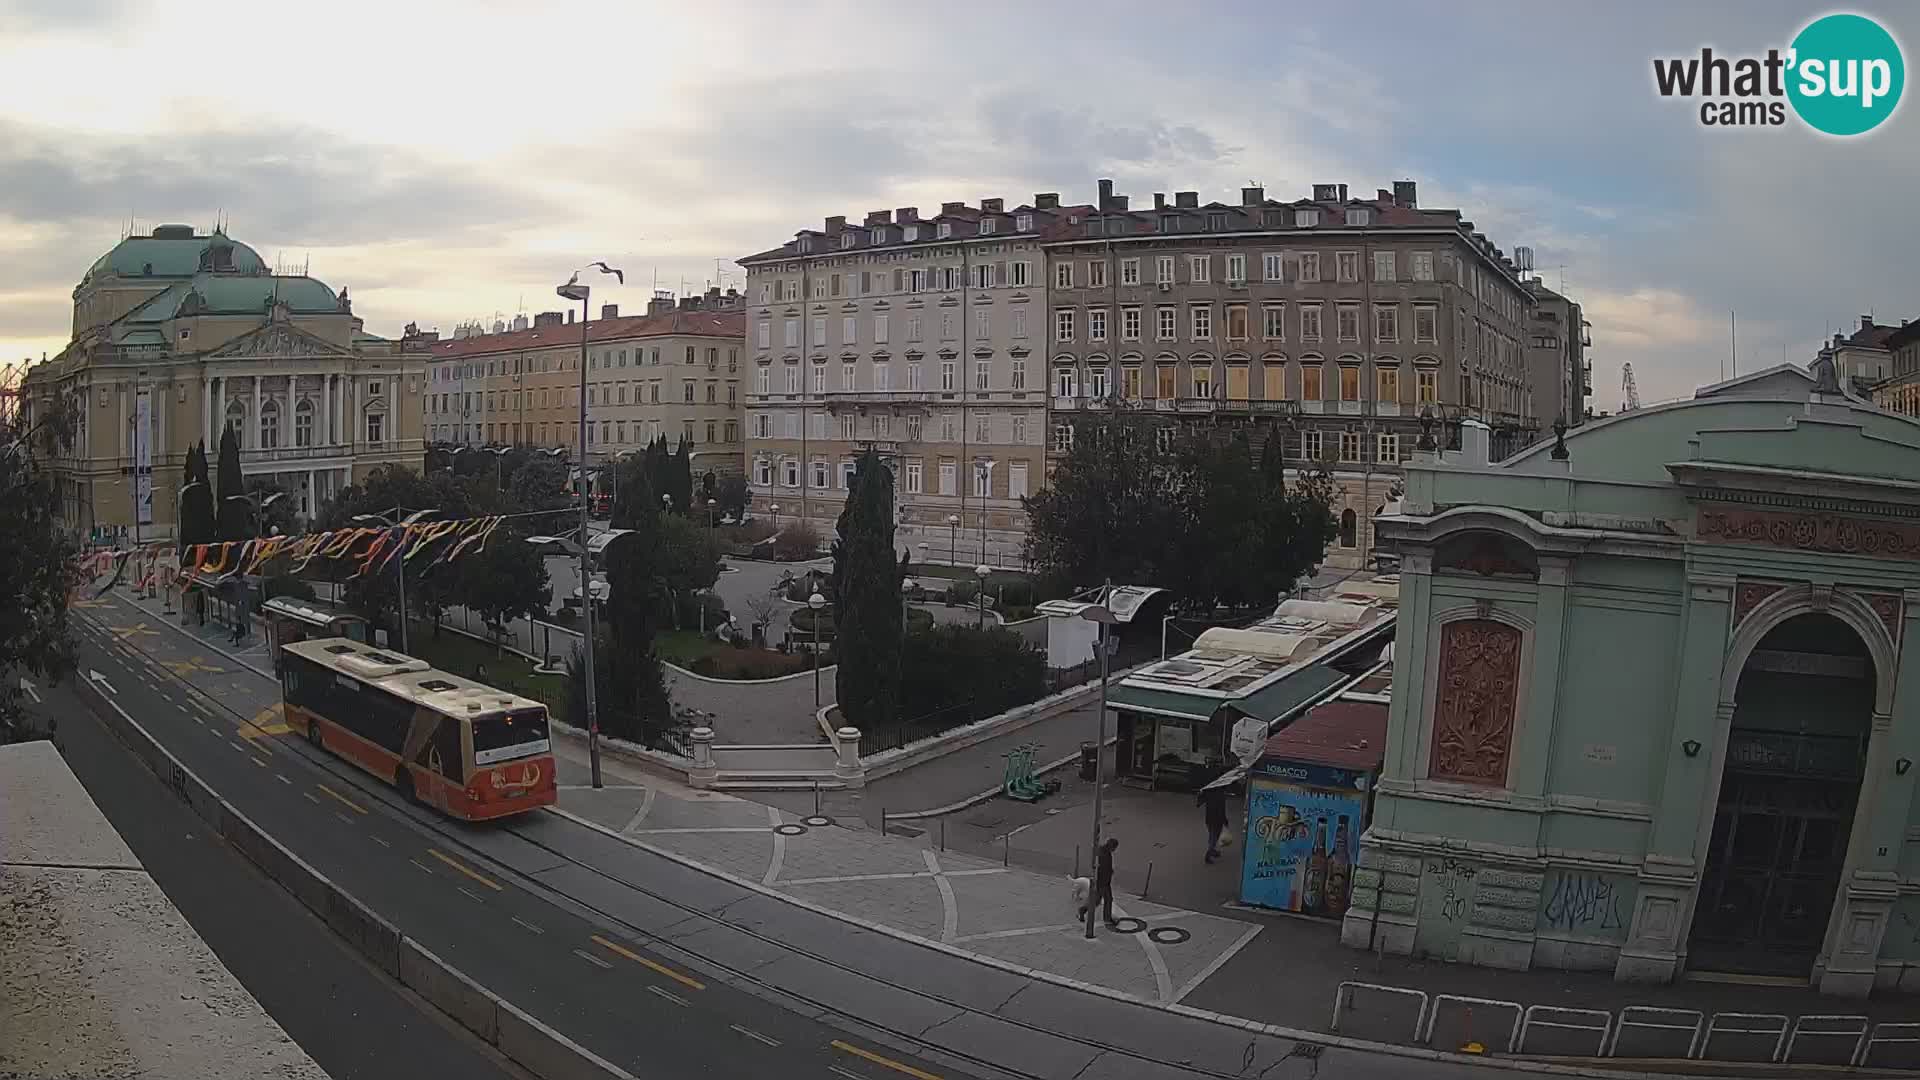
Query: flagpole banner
xmin=134 ymin=388 xmax=153 ymax=526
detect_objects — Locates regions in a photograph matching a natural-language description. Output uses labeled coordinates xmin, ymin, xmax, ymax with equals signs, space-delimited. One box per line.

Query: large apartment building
xmin=1045 ymin=179 xmax=1542 ymax=570
xmin=1525 ymin=279 xmax=1589 ymax=424
xmin=21 ymin=225 xmax=429 ymax=541
xmin=739 ymin=195 xmax=1089 ymax=564
xmin=424 ymin=291 xmax=745 ymax=477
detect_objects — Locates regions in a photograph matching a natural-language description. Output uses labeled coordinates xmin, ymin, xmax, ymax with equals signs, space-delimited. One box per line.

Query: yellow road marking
xmin=315 ymin=783 xmax=368 ymax=815
xmin=109 ymin=622 xmax=159 ymax=639
xmin=590 ymin=933 xmax=705 ymax=991
xmin=831 ymin=1041 xmax=944 ymax=1080
xmin=240 ymin=704 xmax=291 ymax=743
xmin=427 ymin=848 xmax=501 ymax=891
xmin=163 ymin=655 xmax=227 ymax=677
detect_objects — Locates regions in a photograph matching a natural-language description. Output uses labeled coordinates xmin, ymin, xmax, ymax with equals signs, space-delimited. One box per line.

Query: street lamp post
xmin=1079 ymin=583 xmax=1118 ymax=940
xmin=559 ymin=262 xmax=622 ymax=789
xmin=975 ymin=563 xmax=989 ymax=629
xmin=947 ymin=513 xmax=959 ymax=565
xmin=706 ymin=497 xmax=717 ymax=535
xmin=808 ymin=591 xmax=826 ymax=711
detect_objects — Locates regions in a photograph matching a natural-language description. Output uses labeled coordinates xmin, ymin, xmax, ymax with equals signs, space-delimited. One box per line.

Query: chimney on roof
xmin=1377 ymin=188 xmax=1393 ymax=204
xmin=534 ymin=311 xmax=563 ymax=328
xmin=1861 ymin=314 xmax=1875 ymax=331
xmin=1097 ymin=179 xmax=1113 ymax=209
xmin=980 ymin=197 xmax=1004 ymax=214
xmin=647 ymin=291 xmax=674 ymax=316
xmin=1393 ymin=180 xmax=1418 ymax=207
xmin=679 ymin=295 xmax=703 ymax=311
xmin=566 ymin=309 xmax=574 ymax=324
xmin=865 ymin=210 xmax=891 ymax=226
xmin=1175 ymin=191 xmax=1198 ymax=209
xmin=512 ymin=313 xmax=529 ymax=331
xmin=940 ymin=201 xmax=964 ymax=215
xmin=825 ymin=215 xmax=846 ymax=232
xmin=1242 ymin=186 xmax=1264 ymax=206
xmin=1033 ymin=193 xmax=1059 ymax=210
xmin=1313 ymin=183 xmax=1340 ymax=201
xmin=1337 ymin=183 xmax=1349 ymax=201
xmin=1154 ymin=193 xmax=1166 ymax=210
xmin=601 ymin=304 xmax=618 ymax=320
xmin=1110 ymin=195 xmax=1129 ymax=211
xmin=896 ymin=207 xmax=919 ymax=223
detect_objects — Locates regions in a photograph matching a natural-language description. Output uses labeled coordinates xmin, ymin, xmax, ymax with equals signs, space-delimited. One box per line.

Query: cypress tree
xmin=214 ymin=425 xmax=248 ymax=540
xmin=831 ymin=449 xmax=903 ymax=731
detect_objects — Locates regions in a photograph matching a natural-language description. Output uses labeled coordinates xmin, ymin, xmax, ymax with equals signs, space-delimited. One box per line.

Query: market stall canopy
xmin=1108 ymin=661 xmax=1347 ymax=722
xmin=1259 ymin=700 xmax=1388 ymax=773
xmin=1035 ymin=585 xmax=1165 ymax=624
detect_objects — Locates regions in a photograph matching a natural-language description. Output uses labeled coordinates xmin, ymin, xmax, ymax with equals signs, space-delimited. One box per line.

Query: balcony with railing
xmin=240 ymin=441 xmax=354 ymax=466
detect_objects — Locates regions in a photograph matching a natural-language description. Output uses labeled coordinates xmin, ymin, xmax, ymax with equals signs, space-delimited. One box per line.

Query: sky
xmin=2 ymin=0 xmax=1915 ymax=407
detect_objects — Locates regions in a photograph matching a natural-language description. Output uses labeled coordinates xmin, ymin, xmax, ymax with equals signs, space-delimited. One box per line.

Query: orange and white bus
xmin=278 ymin=637 xmax=557 ymax=820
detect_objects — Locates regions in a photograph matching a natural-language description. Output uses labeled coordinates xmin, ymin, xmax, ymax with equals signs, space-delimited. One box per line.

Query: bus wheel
xmin=306 ymin=718 xmax=324 ymax=751
xmin=394 ymin=768 xmax=417 ymax=805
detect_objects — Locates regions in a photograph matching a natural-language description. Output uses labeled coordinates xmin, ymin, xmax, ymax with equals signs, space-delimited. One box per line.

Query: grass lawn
xmin=407 ymin=620 xmax=570 ymax=714
xmin=656 ymin=629 xmax=811 ymax=680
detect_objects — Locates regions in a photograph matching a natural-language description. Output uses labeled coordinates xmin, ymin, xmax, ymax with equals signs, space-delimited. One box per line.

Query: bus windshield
xmin=472 ymin=708 xmax=551 ymax=765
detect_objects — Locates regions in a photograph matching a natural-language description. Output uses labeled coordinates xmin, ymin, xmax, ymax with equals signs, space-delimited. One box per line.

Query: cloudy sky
xmin=2 ymin=0 xmax=1913 ymax=405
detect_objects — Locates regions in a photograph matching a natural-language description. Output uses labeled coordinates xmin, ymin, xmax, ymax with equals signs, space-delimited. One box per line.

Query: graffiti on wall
xmin=1539 ymin=869 xmax=1635 ymax=940
xmin=1426 ymin=857 xmax=1478 ymax=923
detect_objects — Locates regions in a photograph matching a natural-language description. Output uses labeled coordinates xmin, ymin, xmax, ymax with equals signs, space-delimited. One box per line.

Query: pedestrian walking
xmin=1078 ymin=837 xmax=1119 ymax=928
xmin=1200 ymin=776 xmax=1231 ymax=863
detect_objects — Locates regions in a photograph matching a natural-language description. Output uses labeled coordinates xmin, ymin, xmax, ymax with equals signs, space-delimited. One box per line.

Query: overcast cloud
xmin=1 ymin=0 xmax=1913 ymax=406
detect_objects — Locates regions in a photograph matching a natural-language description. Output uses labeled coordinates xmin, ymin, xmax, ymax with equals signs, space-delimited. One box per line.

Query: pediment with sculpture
xmin=208 ymin=322 xmax=352 ymax=360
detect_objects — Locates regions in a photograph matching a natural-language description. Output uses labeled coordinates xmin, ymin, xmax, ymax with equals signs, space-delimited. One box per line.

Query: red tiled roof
xmin=426 ymin=311 xmax=742 ymax=359
xmin=741 ymin=203 xmax=1096 ymax=264
xmin=1260 ymin=700 xmax=1387 ymax=772
xmin=1844 ymin=322 xmax=1902 ymax=350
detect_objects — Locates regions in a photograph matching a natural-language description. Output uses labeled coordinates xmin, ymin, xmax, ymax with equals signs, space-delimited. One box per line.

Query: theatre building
xmin=1347 ymin=362 xmax=1920 ymax=995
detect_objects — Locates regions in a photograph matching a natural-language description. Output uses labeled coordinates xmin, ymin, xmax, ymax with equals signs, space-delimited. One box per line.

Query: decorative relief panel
xmin=1852 ymin=589 xmax=1903 ymax=645
xmin=1429 ymin=619 xmax=1523 ymax=786
xmin=1732 ymin=579 xmax=1787 ymax=627
xmin=1699 ymin=505 xmax=1920 ymax=562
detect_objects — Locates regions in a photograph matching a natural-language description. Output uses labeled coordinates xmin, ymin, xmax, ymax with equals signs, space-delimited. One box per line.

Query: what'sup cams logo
xmin=1653 ymin=12 xmax=1904 ymax=135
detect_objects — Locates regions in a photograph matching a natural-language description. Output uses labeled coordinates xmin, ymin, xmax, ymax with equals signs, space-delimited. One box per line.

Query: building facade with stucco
xmin=1345 ymin=361 xmax=1920 ymax=996
xmin=21 ymin=226 xmax=429 ymax=541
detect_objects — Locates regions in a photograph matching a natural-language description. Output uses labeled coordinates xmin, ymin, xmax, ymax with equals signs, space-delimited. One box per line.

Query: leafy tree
xmin=177 ymin=440 xmax=216 ymax=553
xmin=320 ymin=465 xmax=484 ymax=639
xmin=584 ymin=457 xmax=677 ymax=749
xmin=642 ymin=437 xmax=671 ymax=511
xmin=460 ymin=523 xmax=552 ymax=636
xmin=243 ymin=478 xmax=300 ymax=537
xmin=831 ymin=451 xmax=904 ymax=730
xmin=263 ymin=574 xmax=316 ymax=602
xmin=565 ymin=628 xmax=680 ymax=751
xmin=699 ymin=470 xmax=717 ymax=503
xmin=716 ymin=473 xmax=751 ymax=520
xmin=656 ymin=512 xmax=722 ymax=629
xmin=668 ymin=436 xmax=694 ymax=515
xmin=214 ymin=424 xmax=247 ymax=540
xmin=0 ymin=401 xmax=82 ymax=738
xmin=1021 ymin=410 xmax=1183 ymax=589
xmin=772 ymin=520 xmax=822 ymax=562
xmin=505 ymin=455 xmax=570 ymax=515
xmin=898 ymin=624 xmax=1044 ymax=724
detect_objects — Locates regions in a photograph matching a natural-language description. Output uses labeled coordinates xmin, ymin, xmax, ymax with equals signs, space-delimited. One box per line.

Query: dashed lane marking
xmin=276 ymin=774 xmax=292 ymax=785
xmin=410 ymin=858 xmax=434 ymax=875
xmin=590 ymin=933 xmax=705 ymax=991
xmin=457 ymin=886 xmax=486 ymax=903
xmin=227 ymin=739 xmax=248 ymax=754
xmin=573 ymin=949 xmax=613 ymax=970
xmin=830 ymin=1041 xmax=945 ymax=1080
xmin=370 ymin=836 xmax=391 ymax=848
xmin=646 ymin=985 xmax=689 ymax=1007
xmin=512 ymin=916 xmax=545 ymax=935
xmin=250 ymin=756 xmax=269 ymax=768
xmin=731 ymin=1025 xmax=780 ymax=1048
xmin=316 ymin=783 xmax=368 ymax=816
xmin=427 ymin=848 xmax=501 ymax=891
xmin=334 ymin=812 xmax=356 ymax=827
xmin=303 ymin=792 xmax=321 ymax=805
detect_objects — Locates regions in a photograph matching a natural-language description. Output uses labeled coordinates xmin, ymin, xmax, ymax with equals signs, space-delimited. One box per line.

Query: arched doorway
xmin=1691 ymin=613 xmax=1875 ymax=977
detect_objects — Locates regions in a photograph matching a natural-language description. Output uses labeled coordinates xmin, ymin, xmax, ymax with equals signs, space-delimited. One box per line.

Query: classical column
xmin=214 ymin=377 xmax=226 ymax=441
xmin=202 ymin=378 xmax=213 ymax=447
xmin=251 ymin=374 xmax=262 ymax=449
xmin=320 ymin=373 xmax=332 ymax=447
xmin=306 ymin=468 xmax=317 ymax=519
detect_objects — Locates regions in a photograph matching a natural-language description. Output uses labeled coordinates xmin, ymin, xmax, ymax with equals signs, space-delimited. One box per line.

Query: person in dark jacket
xmin=1079 ymin=837 xmax=1120 ymax=928
xmin=1200 ymin=780 xmax=1231 ymax=862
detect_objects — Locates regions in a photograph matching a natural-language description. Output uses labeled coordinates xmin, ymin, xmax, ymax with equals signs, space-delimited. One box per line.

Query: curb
xmin=122 ymin=593 xmax=277 ymax=681
xmin=543 ymin=806 xmax=1709 ymax=1080
xmin=74 ymin=625 xmax=637 ymax=1080
xmin=884 ymin=735 xmax=1114 ymax=821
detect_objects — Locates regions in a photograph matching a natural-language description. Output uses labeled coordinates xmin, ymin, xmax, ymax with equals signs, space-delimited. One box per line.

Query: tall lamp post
xmin=352 ymin=506 xmax=436 ymax=654
xmin=1079 ymin=585 xmax=1118 ymax=940
xmin=947 ymin=513 xmax=960 ymax=565
xmin=559 ymin=261 xmax=624 ymax=789
xmin=808 ymin=591 xmax=826 ymax=710
xmin=975 ymin=563 xmax=990 ymax=629
xmin=706 ymin=497 xmax=717 ymax=535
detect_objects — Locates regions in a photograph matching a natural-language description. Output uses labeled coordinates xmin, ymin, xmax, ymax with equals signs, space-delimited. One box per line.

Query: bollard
xmin=940 ymin=820 xmax=946 ymax=852
xmin=1142 ymin=860 xmax=1154 ymax=901
xmin=813 ymin=779 xmax=821 ymax=817
xmin=1003 ymin=835 xmax=1010 ymax=866
xmin=1074 ymin=845 xmax=1080 ymax=879
xmin=880 ymin=807 xmax=888 ymax=837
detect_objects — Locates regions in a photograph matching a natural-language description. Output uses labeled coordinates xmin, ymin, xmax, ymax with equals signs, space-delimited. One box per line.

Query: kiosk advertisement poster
xmin=1240 ymin=762 xmax=1366 ymax=917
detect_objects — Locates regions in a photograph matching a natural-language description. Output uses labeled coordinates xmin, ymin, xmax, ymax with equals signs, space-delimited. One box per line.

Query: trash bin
xmin=1079 ymin=741 xmax=1099 ymax=781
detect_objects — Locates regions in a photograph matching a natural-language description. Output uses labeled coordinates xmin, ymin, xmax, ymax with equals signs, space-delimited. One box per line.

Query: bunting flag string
xmin=181 ymin=514 xmax=509 ymax=583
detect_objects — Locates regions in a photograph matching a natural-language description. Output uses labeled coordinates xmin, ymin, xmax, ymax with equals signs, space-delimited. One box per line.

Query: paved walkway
xmin=83 ymin=573 xmax=1920 ymax=1070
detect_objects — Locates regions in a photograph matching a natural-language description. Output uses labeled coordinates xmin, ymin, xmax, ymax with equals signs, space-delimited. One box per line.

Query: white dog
xmin=1068 ymin=875 xmax=1091 ymax=917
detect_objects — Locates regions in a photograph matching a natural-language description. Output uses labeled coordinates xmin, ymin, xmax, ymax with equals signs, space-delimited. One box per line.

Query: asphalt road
xmin=66 ymin=615 xmax=977 ymax=1080
xmin=41 ymin=679 xmax=522 ymax=1080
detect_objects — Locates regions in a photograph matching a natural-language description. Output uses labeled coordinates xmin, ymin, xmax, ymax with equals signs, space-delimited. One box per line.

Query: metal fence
xmin=1329 ymin=980 xmax=1919 ymax=1068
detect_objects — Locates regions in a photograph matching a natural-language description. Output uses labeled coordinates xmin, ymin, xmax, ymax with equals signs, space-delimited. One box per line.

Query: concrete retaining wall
xmin=77 ymin=672 xmax=638 ymax=1080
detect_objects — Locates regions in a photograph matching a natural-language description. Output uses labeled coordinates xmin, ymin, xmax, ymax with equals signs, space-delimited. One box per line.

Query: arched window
xmin=259 ymin=399 xmax=280 ymax=449
xmin=1339 ymin=508 xmax=1357 ymax=548
xmin=224 ymin=398 xmax=246 ymax=447
xmin=294 ymin=399 xmax=314 ymax=447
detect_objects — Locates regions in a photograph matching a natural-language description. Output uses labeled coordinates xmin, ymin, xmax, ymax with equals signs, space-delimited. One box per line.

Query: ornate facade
xmin=20 ymin=226 xmax=429 ymax=540
xmin=1349 ymin=363 xmax=1920 ymax=996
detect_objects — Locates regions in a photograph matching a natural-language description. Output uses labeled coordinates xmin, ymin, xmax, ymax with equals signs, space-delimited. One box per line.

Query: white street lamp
xmin=808 ymin=590 xmax=826 ymax=710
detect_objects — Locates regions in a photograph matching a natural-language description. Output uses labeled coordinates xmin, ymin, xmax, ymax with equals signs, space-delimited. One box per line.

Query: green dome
xmin=83 ymin=226 xmax=267 ymax=283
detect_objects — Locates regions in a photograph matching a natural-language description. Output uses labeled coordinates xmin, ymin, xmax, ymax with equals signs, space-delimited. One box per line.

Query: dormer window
xmin=904 ymin=224 xmax=920 ymax=242
xmin=841 ymin=233 xmax=855 ymax=249
xmin=979 ymin=218 xmax=997 ymax=235
xmin=798 ymin=236 xmax=813 ymax=253
xmin=937 ymin=222 xmax=952 ymax=239
xmin=1160 ymin=214 xmax=1179 ymax=233
xmin=1295 ymin=209 xmax=1321 ymax=228
xmin=1348 ymin=208 xmax=1372 ymax=227
xmin=1015 ymin=213 xmax=1032 ymax=231
xmin=871 ymin=228 xmax=886 ymax=245
xmin=1207 ymin=212 xmax=1227 ymax=231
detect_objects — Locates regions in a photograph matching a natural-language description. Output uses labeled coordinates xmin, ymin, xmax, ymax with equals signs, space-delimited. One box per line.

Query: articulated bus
xmin=278 ymin=637 xmax=557 ymax=820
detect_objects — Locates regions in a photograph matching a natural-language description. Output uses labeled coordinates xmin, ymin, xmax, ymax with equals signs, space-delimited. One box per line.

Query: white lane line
xmin=457 ymin=886 xmax=485 ymax=903
xmin=370 ymin=836 xmax=391 ymax=848
xmin=511 ymin=916 xmax=545 ymax=935
xmin=334 ymin=812 xmax=356 ymax=826
xmin=924 ymin=850 xmax=960 ymax=944
xmin=646 ymin=985 xmax=689 ymax=1007
xmin=303 ymin=792 xmax=321 ymax=804
xmin=730 ymin=1024 xmax=781 ymax=1047
xmin=409 ymin=858 xmax=434 ymax=875
xmin=250 ymin=756 xmax=269 ymax=768
xmin=1172 ymin=922 xmax=1263 ymax=1004
xmin=276 ymin=774 xmax=292 ymax=785
xmin=227 ymin=739 xmax=248 ymax=754
xmin=621 ymin=786 xmax=657 ymax=834
xmin=762 ymin=805 xmax=785 ymax=887
xmin=829 ymin=1068 xmax=866 ymax=1080
xmin=573 ymin=949 xmax=613 ymax=969
xmin=191 ymin=716 xmax=204 ymax=726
